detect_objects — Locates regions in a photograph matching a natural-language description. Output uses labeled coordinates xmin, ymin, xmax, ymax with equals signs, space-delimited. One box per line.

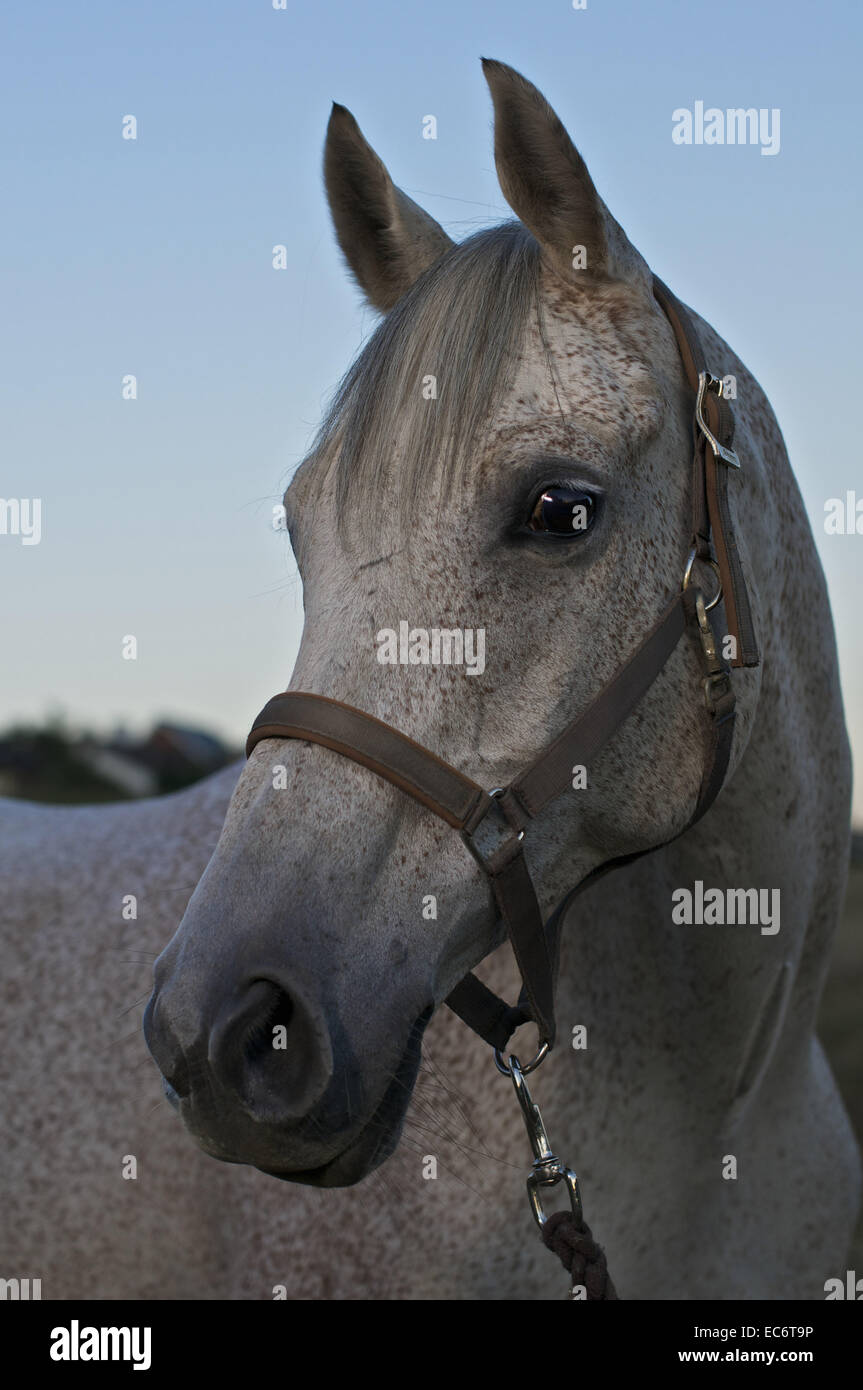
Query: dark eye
xmin=526 ymin=485 xmax=597 ymax=537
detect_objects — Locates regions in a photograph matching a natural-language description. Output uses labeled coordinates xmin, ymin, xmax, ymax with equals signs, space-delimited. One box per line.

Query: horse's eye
xmin=526 ymin=486 xmax=597 ymax=536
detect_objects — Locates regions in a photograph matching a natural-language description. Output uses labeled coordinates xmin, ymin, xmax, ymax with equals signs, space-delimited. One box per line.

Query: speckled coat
xmin=1 ymin=61 xmax=859 ymax=1300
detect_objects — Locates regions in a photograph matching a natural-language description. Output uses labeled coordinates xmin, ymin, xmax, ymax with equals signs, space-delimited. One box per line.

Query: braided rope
xmin=541 ymin=1210 xmax=619 ymax=1300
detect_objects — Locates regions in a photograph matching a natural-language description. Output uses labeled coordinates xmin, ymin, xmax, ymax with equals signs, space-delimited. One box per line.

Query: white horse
xmin=1 ymin=61 xmax=859 ymax=1300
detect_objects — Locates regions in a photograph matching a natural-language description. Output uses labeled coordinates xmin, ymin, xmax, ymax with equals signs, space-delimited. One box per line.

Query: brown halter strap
xmin=652 ymin=277 xmax=759 ymax=669
xmin=245 ymin=276 xmax=757 ymax=1058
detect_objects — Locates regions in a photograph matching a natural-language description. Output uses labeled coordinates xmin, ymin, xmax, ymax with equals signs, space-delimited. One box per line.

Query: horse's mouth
xmin=256 ymin=1003 xmax=433 ymax=1188
xmin=165 ymin=1004 xmax=433 ymax=1187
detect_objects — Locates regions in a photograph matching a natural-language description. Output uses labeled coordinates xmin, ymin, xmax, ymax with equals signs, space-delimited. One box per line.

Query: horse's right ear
xmin=323 ymin=103 xmax=454 ymax=313
xmin=482 ymin=59 xmax=652 ymax=298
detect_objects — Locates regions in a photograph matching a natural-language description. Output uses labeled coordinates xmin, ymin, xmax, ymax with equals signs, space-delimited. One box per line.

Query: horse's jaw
xmin=256 ymin=1005 xmax=432 ymax=1188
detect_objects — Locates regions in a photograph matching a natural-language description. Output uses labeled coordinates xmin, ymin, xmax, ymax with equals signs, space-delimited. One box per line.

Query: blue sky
xmin=2 ymin=0 xmax=862 ymax=816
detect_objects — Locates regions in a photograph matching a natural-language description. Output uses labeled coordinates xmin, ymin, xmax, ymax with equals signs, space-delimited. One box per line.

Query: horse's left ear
xmin=482 ymin=59 xmax=653 ymax=297
xmin=323 ymin=103 xmax=454 ymax=313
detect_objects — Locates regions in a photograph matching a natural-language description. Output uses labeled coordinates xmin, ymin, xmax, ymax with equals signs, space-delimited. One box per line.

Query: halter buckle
xmin=695 ymin=372 xmax=741 ymax=468
xmin=461 ymin=786 xmax=525 ymax=872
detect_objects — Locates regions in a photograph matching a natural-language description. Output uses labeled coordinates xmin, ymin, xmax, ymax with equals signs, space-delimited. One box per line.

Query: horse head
xmin=144 ymin=61 xmax=766 ymax=1188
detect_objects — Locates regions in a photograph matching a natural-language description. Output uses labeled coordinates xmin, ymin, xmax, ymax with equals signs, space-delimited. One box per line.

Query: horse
xmin=2 ymin=60 xmax=859 ymax=1300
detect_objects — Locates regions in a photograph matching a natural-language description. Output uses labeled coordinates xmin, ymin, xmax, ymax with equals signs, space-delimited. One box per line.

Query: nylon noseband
xmin=245 ymin=275 xmax=758 ymax=1061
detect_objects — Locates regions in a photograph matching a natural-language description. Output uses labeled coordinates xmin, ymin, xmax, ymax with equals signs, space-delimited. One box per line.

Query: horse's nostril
xmin=208 ymin=975 xmax=332 ymax=1121
xmin=241 ymin=982 xmax=295 ymax=1065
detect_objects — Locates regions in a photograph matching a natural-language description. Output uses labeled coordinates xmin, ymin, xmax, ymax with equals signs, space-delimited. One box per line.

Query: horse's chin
xmin=173 ymin=1004 xmax=432 ymax=1189
xmin=255 ymin=1126 xmax=397 ymax=1188
xmin=255 ymin=1003 xmax=432 ymax=1187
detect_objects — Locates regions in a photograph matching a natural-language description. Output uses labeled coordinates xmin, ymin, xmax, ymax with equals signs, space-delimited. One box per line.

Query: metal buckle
xmin=503 ymin=1055 xmax=582 ymax=1230
xmin=693 ymin=591 xmax=733 ymax=712
xmin=695 ymin=372 xmax=740 ymax=469
xmin=682 ymin=547 xmax=722 ymax=612
xmin=703 ymin=669 xmax=733 ymax=711
xmin=461 ymin=786 xmax=524 ymax=871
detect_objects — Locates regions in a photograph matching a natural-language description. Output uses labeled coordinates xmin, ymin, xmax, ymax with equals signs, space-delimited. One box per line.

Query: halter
xmin=244 ymin=276 xmax=759 ymax=1288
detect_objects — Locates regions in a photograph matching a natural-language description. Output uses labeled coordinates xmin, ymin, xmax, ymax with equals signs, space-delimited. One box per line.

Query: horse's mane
xmin=308 ymin=220 xmax=542 ymax=541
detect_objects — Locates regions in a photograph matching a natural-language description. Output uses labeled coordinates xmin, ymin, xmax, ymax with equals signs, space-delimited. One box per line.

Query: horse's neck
xmin=554 ymin=535 xmax=850 ymax=1132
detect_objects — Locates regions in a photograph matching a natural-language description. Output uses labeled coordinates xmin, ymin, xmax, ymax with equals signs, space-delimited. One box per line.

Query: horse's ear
xmin=323 ymin=103 xmax=454 ymax=313
xmin=482 ymin=59 xmax=652 ymax=296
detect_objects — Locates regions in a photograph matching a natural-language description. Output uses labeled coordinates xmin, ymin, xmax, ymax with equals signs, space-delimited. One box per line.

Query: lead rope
xmin=496 ymin=569 xmax=735 ymax=1301
xmin=498 ymin=1052 xmax=618 ymax=1300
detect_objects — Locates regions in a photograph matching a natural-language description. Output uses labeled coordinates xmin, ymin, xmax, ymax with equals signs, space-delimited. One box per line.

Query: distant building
xmin=0 ymin=720 xmax=239 ymax=804
xmin=129 ymin=724 xmax=234 ymax=794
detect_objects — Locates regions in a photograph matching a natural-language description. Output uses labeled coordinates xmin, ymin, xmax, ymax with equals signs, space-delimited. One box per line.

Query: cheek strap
xmin=246 ymin=587 xmax=735 ymax=1055
xmin=244 ymin=275 xmax=751 ymax=1056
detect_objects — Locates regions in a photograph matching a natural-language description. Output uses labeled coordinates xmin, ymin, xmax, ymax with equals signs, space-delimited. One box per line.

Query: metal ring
xmin=682 ymin=547 xmax=722 ymax=612
xmin=493 ymin=1041 xmax=549 ymax=1077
